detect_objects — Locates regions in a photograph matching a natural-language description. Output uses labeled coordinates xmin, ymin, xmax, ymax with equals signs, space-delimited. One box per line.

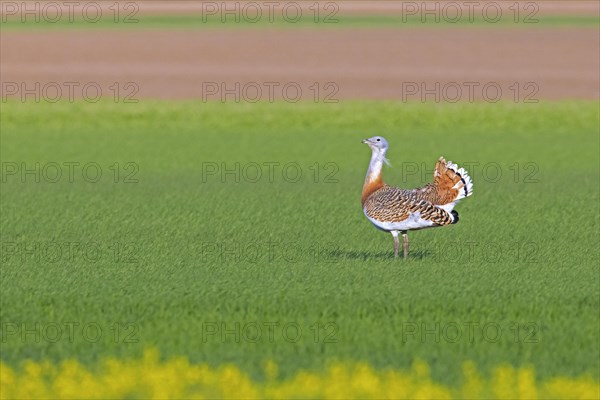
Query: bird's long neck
xmin=361 ymin=149 xmax=386 ymax=206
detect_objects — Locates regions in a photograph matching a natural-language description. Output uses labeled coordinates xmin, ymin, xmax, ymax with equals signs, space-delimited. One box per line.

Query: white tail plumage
xmin=446 ymin=160 xmax=473 ymax=201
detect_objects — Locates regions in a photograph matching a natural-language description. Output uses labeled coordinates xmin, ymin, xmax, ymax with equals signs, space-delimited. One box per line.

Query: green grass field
xmin=1 ymin=100 xmax=598 ymax=388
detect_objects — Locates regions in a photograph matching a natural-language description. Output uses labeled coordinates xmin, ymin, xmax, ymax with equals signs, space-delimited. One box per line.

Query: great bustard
xmin=361 ymin=136 xmax=473 ymax=259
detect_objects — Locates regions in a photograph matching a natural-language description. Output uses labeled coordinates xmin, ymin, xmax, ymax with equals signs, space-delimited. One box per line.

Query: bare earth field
xmin=1 ymin=26 xmax=598 ymax=101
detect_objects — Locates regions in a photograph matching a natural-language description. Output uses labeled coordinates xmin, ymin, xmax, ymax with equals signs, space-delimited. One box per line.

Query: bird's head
xmin=361 ymin=136 xmax=389 ymax=153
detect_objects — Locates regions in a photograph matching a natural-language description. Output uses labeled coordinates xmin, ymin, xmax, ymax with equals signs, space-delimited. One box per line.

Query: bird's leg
xmin=391 ymin=231 xmax=400 ymax=258
xmin=401 ymin=230 xmax=408 ymax=259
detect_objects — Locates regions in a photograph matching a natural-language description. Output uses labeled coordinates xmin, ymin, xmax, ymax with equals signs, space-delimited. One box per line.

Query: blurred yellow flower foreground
xmin=1 ymin=350 xmax=598 ymax=399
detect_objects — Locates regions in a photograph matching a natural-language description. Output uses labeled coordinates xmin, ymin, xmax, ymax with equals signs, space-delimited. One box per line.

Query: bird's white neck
xmin=362 ymin=148 xmax=387 ymax=205
xmin=365 ymin=149 xmax=387 ymax=184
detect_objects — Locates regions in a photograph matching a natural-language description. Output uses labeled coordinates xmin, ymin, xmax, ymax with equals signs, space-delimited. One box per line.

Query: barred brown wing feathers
xmin=363 ymin=186 xmax=410 ymax=222
xmin=364 ymin=185 xmax=454 ymax=225
xmin=410 ymin=183 xmax=439 ymax=204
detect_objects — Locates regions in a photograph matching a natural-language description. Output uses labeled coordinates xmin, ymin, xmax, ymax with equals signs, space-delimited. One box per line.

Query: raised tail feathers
xmin=433 ymin=157 xmax=473 ymax=204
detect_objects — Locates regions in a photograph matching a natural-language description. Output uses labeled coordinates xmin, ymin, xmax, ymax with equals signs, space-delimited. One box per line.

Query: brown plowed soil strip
xmin=1 ymin=27 xmax=598 ymax=101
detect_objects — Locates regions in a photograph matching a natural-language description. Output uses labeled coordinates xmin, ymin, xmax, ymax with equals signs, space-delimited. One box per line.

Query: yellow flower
xmin=1 ymin=353 xmax=598 ymax=399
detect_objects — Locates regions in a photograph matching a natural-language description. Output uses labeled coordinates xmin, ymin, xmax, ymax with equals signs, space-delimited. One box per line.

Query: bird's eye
xmin=377 ymin=138 xmax=381 ymax=142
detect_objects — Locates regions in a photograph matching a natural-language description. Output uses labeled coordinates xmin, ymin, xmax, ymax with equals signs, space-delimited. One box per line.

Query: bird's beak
xmin=361 ymin=139 xmax=369 ymax=144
